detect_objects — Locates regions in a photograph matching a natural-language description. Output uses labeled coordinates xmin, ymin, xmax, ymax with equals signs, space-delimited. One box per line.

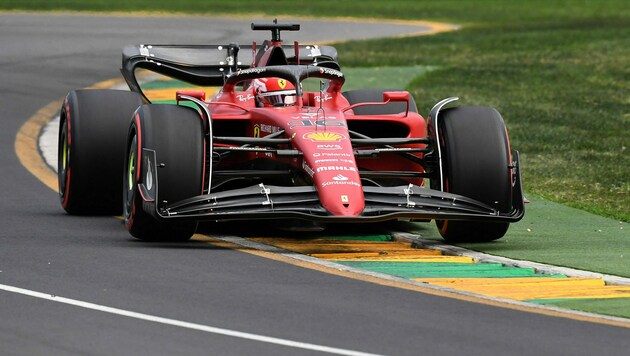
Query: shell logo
xmin=303 ymin=132 xmax=346 ymax=142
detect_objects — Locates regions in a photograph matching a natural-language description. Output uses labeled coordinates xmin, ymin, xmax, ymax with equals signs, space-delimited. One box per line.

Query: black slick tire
xmin=123 ymin=104 xmax=204 ymax=242
xmin=434 ymin=106 xmax=512 ymax=242
xmin=58 ymin=89 xmax=143 ymax=215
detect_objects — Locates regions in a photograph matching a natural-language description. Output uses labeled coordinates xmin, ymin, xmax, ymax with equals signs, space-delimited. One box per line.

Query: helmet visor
xmin=258 ymin=90 xmax=297 ymax=106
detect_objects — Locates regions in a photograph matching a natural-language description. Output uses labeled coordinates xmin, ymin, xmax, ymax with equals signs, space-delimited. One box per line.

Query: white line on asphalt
xmin=0 ymin=283 xmax=384 ymax=356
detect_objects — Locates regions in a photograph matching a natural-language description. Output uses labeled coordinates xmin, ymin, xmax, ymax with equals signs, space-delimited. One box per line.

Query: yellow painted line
xmin=473 ymin=286 xmax=630 ymax=301
xmin=15 ymin=100 xmax=62 ymax=192
xmin=316 ymin=254 xmax=473 ymax=263
xmin=310 ymin=250 xmax=443 ymax=259
xmin=417 ymin=277 xmax=630 ymax=301
xmin=328 ymin=257 xmax=474 ymax=263
xmin=250 ymin=238 xmax=419 ymax=255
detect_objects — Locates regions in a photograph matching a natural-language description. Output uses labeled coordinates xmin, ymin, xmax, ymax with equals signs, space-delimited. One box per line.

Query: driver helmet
xmin=252 ymin=77 xmax=297 ymax=107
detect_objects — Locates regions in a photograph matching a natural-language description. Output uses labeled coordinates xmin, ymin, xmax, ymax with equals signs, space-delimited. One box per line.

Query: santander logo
xmin=332 ymin=174 xmax=349 ymax=181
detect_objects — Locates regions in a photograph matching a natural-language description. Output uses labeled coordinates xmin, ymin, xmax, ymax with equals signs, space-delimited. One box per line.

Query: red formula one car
xmin=57 ymin=21 xmax=524 ymax=242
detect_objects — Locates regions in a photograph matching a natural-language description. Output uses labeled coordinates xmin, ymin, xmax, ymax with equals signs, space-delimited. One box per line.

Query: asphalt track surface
xmin=1 ymin=13 xmax=629 ymax=355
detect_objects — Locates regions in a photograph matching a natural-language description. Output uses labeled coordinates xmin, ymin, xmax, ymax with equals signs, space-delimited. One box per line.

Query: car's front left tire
xmin=123 ymin=104 xmax=204 ymax=241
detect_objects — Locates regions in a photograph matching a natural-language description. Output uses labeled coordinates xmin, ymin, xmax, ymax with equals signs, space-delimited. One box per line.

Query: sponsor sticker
xmin=315 ymin=94 xmax=333 ymax=102
xmin=332 ymin=174 xmax=349 ymax=181
xmin=313 ymin=152 xmax=353 ymax=158
xmin=289 ymin=118 xmax=345 ymax=129
xmin=237 ymin=94 xmax=255 ymax=102
xmin=236 ymin=67 xmax=266 ymax=76
xmin=304 ymin=132 xmax=346 ymax=142
xmin=321 ymin=180 xmax=361 ymax=188
xmin=314 ymin=158 xmax=354 ymax=164
xmin=318 ymin=67 xmax=344 ymax=78
xmin=316 ymin=166 xmax=356 ymax=173
xmin=316 ymin=144 xmax=343 ymax=150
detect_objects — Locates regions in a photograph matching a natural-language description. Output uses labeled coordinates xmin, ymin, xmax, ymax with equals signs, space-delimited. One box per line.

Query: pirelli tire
xmin=434 ymin=106 xmax=513 ymax=242
xmin=342 ymin=89 xmax=418 ymax=115
xmin=58 ymin=89 xmax=143 ymax=215
xmin=123 ymin=104 xmax=204 ymax=242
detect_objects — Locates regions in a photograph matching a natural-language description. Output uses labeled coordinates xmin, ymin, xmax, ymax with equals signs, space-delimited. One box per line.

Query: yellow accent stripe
xmin=315 ymin=253 xmax=473 ymax=263
xmin=250 ymin=238 xmax=424 ymax=255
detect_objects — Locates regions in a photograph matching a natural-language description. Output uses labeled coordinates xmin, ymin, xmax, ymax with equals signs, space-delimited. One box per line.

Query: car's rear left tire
xmin=58 ymin=89 xmax=143 ymax=214
xmin=433 ymin=106 xmax=512 ymax=242
xmin=123 ymin=104 xmax=204 ymax=242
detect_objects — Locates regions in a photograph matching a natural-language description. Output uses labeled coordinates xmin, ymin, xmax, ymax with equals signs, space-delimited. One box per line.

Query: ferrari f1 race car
xmin=57 ymin=21 xmax=524 ymax=242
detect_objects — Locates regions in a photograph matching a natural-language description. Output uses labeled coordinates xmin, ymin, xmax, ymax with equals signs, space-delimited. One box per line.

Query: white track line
xmin=0 ymin=283 xmax=383 ymax=356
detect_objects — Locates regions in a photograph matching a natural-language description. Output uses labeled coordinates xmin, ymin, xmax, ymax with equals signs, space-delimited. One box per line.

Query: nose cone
xmin=314 ymin=164 xmax=365 ymax=216
xmin=285 ymin=110 xmax=365 ymax=217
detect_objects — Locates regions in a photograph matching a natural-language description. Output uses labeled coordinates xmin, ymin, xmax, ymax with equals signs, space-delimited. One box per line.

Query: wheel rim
xmin=58 ymin=117 xmax=69 ymax=201
xmin=124 ymin=135 xmax=137 ymax=221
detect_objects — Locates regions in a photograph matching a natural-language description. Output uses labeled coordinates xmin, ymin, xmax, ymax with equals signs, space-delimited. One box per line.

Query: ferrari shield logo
xmin=278 ymin=79 xmax=287 ymax=89
xmin=341 ymin=195 xmax=349 ymax=203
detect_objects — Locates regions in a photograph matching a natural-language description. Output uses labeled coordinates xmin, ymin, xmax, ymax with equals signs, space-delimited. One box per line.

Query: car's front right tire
xmin=433 ymin=106 xmax=513 ymax=242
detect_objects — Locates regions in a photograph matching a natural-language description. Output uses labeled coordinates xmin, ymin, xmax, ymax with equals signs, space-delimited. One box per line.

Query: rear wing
xmin=121 ymin=43 xmax=339 ymax=95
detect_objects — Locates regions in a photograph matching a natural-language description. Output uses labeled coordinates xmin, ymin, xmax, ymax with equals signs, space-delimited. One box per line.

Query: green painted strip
xmin=393 ymin=269 xmax=539 ymax=279
xmin=335 ymin=261 xmax=539 ymax=279
xmin=530 ymin=298 xmax=630 ymax=319
xmin=320 ymin=235 xmax=392 ymax=242
xmin=527 ymin=298 xmax=577 ymax=304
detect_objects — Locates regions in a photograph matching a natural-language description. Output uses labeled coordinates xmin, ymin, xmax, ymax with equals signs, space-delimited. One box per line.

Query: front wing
xmin=139 ymin=149 xmax=525 ymax=224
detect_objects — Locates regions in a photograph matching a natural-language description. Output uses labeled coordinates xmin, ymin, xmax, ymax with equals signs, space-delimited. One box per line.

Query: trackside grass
xmin=3 ymin=1 xmax=628 ymax=222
